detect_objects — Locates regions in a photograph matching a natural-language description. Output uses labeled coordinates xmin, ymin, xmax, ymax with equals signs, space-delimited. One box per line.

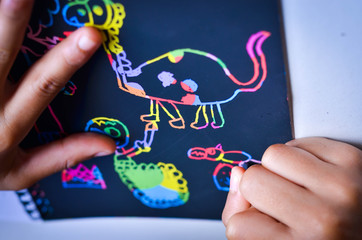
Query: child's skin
xmin=222 ymin=138 xmax=362 ymax=239
xmin=0 ymin=0 xmax=116 ymax=190
xmin=1 ymin=1 xmax=361 ymax=239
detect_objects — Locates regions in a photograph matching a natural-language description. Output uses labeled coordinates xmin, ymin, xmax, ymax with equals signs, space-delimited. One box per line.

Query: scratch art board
xmin=13 ymin=0 xmax=292 ymax=220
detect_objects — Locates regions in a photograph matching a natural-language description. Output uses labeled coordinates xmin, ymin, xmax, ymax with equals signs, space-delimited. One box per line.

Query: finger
xmin=240 ymin=165 xmax=318 ymax=230
xmin=275 ymin=140 xmax=362 ymax=207
xmin=3 ymin=133 xmax=116 ymax=190
xmin=261 ymin=144 xmax=344 ymax=202
xmin=286 ymin=137 xmax=362 ymax=168
xmin=225 ymin=207 xmax=291 ymax=240
xmin=222 ymin=167 xmax=250 ymax=226
xmin=0 ymin=0 xmax=34 ymax=86
xmin=4 ymin=27 xmax=102 ymax=142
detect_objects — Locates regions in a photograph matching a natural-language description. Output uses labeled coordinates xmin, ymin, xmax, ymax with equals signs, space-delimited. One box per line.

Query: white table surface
xmin=1 ymin=0 xmax=361 ymax=239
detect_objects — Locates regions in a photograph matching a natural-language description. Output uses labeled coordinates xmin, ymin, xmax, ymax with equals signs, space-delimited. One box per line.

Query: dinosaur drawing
xmin=61 ymin=0 xmax=271 ymax=131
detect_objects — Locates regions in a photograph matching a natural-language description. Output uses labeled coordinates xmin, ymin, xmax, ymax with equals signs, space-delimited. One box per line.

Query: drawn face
xmin=62 ymin=0 xmax=108 ymax=27
xmin=213 ymin=163 xmax=232 ymax=191
xmin=85 ymin=117 xmax=129 ymax=148
xmin=187 ymin=147 xmax=223 ymax=161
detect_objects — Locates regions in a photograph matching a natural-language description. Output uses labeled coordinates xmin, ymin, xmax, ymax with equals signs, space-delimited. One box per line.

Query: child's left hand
xmin=222 ymin=137 xmax=362 ymax=239
xmin=0 ymin=0 xmax=116 ymax=190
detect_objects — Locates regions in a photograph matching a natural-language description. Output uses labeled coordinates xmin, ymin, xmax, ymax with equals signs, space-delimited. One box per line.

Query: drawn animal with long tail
xmin=62 ymin=0 xmax=271 ymax=131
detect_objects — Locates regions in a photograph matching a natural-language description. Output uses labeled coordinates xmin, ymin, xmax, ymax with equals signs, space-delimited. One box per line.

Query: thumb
xmin=13 ymin=133 xmax=116 ymax=189
xmin=222 ymin=166 xmax=251 ymax=226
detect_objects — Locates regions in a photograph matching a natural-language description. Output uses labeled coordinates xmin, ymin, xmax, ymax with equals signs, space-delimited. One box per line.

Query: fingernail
xmin=95 ymin=151 xmax=114 ymax=157
xmin=229 ymin=167 xmax=241 ymax=193
xmin=78 ymin=35 xmax=98 ymax=51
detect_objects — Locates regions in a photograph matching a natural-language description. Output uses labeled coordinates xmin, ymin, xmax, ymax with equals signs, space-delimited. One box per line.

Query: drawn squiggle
xmin=40 ymin=0 xmax=61 ymax=27
xmin=16 ymin=189 xmax=42 ymax=220
xmin=85 ymin=117 xmax=189 ymax=209
xmin=188 ymin=144 xmax=261 ymax=191
xmin=62 ymin=164 xmax=107 ymax=189
xmin=62 ymin=0 xmax=125 ymax=55
xmin=62 ymin=1 xmax=270 ymax=131
xmin=22 ymin=24 xmax=66 ymax=143
xmin=213 ymin=163 xmax=233 ymax=191
xmin=21 ymin=184 xmax=54 ymax=218
xmin=61 ymin=1 xmax=270 ymax=199
xmin=21 ymin=17 xmax=76 ymax=143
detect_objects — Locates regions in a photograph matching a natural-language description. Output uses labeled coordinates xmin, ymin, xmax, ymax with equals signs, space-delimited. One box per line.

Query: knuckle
xmin=332 ymin=175 xmax=360 ymax=208
xmin=262 ymin=144 xmax=286 ymax=164
xmin=345 ymin=148 xmax=362 ymax=168
xmin=240 ymin=165 xmax=263 ymax=197
xmin=225 ymin=215 xmax=244 ymax=240
xmin=311 ymin=205 xmax=343 ymax=239
xmin=57 ymin=139 xmax=76 ymax=170
xmin=35 ymin=74 xmax=64 ymax=97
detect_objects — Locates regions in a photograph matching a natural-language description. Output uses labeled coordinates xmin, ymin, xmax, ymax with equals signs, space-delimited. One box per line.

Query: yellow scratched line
xmin=202 ymin=106 xmax=209 ymax=124
xmin=194 ymin=106 xmax=202 ymax=124
xmin=160 ymin=104 xmax=176 ymax=120
xmin=84 ymin=2 xmax=126 ymax=54
xmin=146 ymin=53 xmax=170 ymax=65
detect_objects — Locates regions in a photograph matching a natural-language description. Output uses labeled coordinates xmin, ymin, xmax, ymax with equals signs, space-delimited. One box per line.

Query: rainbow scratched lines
xmin=85 ymin=117 xmax=130 ymax=149
xmin=85 ymin=117 xmax=190 ymax=209
xmin=114 ymin=156 xmax=189 ymax=209
xmin=62 ymin=0 xmax=125 ymax=55
xmin=113 ymin=31 xmax=271 ymax=131
xmin=62 ymin=164 xmax=107 ymax=189
xmin=22 ymin=1 xmax=275 ymax=210
xmin=188 ymin=144 xmax=261 ymax=191
xmin=61 ymin=1 xmax=271 ymax=130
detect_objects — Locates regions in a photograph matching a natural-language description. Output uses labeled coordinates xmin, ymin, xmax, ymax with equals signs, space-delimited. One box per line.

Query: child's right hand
xmin=222 ymin=137 xmax=362 ymax=239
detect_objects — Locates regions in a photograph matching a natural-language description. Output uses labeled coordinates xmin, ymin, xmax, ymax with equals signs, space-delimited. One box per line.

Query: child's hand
xmin=0 ymin=0 xmax=115 ymax=190
xmin=222 ymin=137 xmax=362 ymax=239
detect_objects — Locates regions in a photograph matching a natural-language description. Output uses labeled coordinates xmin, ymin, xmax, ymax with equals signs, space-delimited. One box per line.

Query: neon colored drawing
xmin=62 ymin=0 xmax=125 ymax=56
xmin=40 ymin=0 xmax=60 ymax=27
xmin=62 ymin=164 xmax=107 ymax=189
xmin=113 ymin=32 xmax=270 ymax=131
xmin=85 ymin=117 xmax=189 ymax=209
xmin=21 ymin=5 xmax=77 ymax=144
xmin=62 ymin=1 xmax=270 ymax=131
xmin=60 ymin=1 xmax=269 ymax=199
xmin=188 ymin=144 xmax=261 ymax=191
xmin=213 ymin=163 xmax=234 ymax=192
xmin=85 ymin=117 xmax=130 ymax=148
